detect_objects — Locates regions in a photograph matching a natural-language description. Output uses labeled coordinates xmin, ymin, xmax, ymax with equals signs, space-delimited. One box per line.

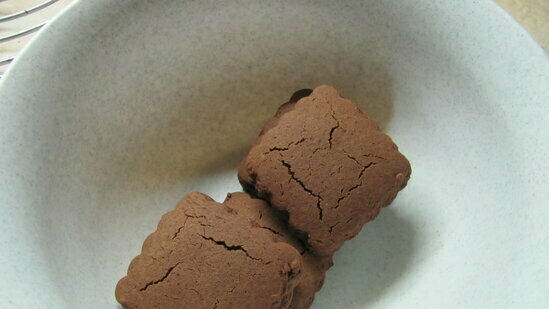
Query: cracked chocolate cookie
xmin=115 ymin=192 xmax=302 ymax=309
xmin=223 ymin=192 xmax=333 ymax=309
xmin=238 ymin=85 xmax=411 ymax=256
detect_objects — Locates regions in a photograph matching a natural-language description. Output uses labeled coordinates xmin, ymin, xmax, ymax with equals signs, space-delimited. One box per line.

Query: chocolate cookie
xmin=223 ymin=192 xmax=333 ymax=309
xmin=238 ymin=85 xmax=411 ymax=256
xmin=115 ymin=192 xmax=302 ymax=309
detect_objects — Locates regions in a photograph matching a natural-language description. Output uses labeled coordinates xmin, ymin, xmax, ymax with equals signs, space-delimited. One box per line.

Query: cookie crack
xmin=184 ymin=213 xmax=207 ymax=219
xmin=344 ymin=150 xmax=381 ymax=172
xmin=343 ymin=151 xmax=362 ymax=166
xmin=281 ymin=160 xmax=324 ymax=221
xmin=363 ymin=153 xmax=385 ymax=160
xmin=199 ymin=234 xmax=262 ymax=262
xmin=358 ymin=162 xmax=376 ymax=178
xmin=328 ymin=122 xmax=339 ymax=149
xmin=266 ymin=138 xmax=307 ymax=153
xmin=171 ymin=217 xmax=189 ymax=240
xmin=327 ymin=102 xmax=341 ymax=149
xmin=293 ymin=137 xmax=307 ymax=146
xmin=171 ymin=226 xmax=185 ymax=240
xmin=315 ymin=199 xmax=323 ymax=221
xmin=139 ymin=262 xmax=181 ymax=291
xmin=269 ymin=146 xmax=290 ymax=152
xmin=329 ymin=222 xmax=339 ymax=233
xmin=343 ymin=149 xmax=376 ymax=178
xmin=256 ymin=225 xmax=283 ymax=236
xmin=335 ymin=183 xmax=361 ymax=209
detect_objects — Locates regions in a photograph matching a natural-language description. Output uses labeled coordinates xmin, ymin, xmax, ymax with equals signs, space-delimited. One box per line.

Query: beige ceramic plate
xmin=0 ymin=1 xmax=548 ymax=308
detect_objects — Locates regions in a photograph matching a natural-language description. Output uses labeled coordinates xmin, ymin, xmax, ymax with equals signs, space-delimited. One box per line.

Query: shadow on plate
xmin=313 ymin=207 xmax=416 ymax=309
xmin=112 ymin=62 xmax=394 ymax=191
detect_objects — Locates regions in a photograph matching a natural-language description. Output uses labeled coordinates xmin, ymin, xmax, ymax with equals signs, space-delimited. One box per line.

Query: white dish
xmin=1 ymin=1 xmax=548 ymax=308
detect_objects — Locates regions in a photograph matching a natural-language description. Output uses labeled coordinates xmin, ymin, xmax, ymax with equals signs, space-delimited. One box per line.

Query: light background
xmin=0 ymin=0 xmax=547 ymax=74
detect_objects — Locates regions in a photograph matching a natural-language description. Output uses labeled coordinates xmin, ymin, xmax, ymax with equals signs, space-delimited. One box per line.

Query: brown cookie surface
xmin=238 ymin=85 xmax=411 ymax=256
xmin=116 ymin=192 xmax=302 ymax=309
xmin=223 ymin=192 xmax=333 ymax=309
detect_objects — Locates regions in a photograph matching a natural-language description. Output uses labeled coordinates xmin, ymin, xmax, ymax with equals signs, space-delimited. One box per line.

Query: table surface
xmin=0 ymin=0 xmax=547 ymax=75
